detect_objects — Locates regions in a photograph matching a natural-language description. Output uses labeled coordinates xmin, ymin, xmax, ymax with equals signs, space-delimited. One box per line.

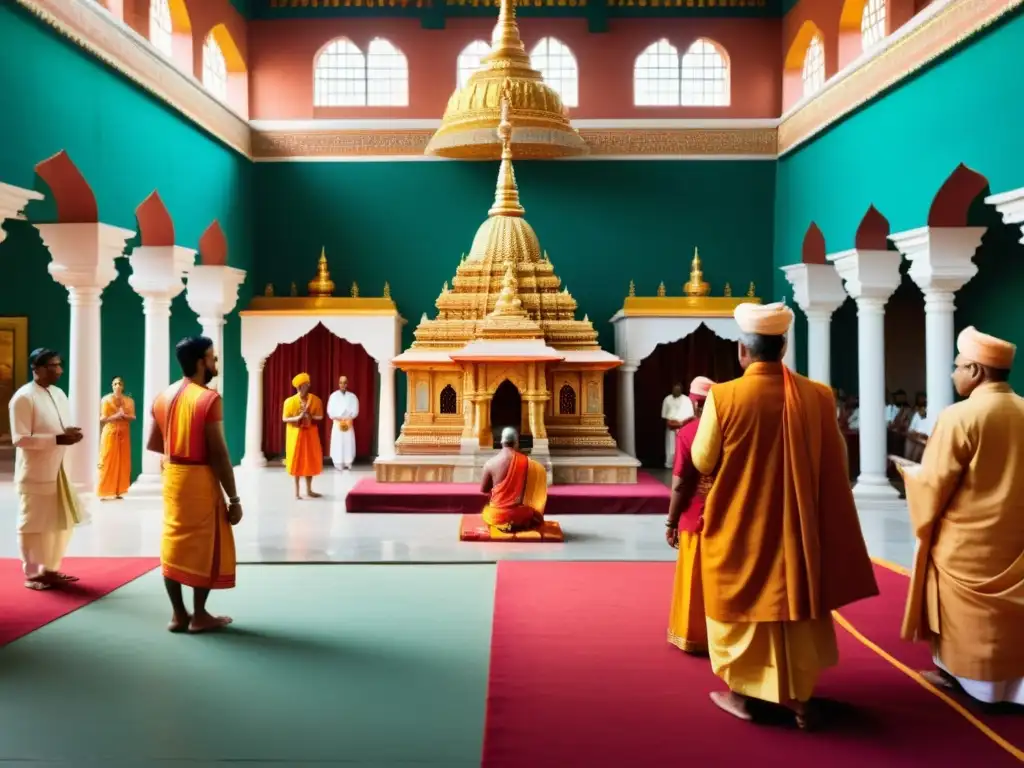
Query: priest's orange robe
xmin=283 ymin=393 xmax=323 ymax=477
xmin=902 ymin=381 xmax=1024 ymax=684
xmin=96 ymin=394 xmax=134 ymax=498
xmin=692 ymin=363 xmax=878 ymax=704
xmin=152 ymin=380 xmax=235 ymax=590
xmin=481 ymin=451 xmax=548 ymax=531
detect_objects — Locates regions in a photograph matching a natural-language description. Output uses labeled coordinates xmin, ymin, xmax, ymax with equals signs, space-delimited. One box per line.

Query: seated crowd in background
xmin=833 ymin=387 xmax=934 ymax=462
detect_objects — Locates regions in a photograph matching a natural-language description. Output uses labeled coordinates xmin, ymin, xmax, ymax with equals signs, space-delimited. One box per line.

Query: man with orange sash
xmin=666 ymin=376 xmax=715 ymax=655
xmin=283 ymin=373 xmax=324 ymax=500
xmin=691 ymin=302 xmax=878 ymax=728
xmin=147 ymin=336 xmax=242 ymax=634
xmin=898 ymin=327 xmax=1024 ymax=705
xmin=480 ymin=427 xmax=548 ymax=533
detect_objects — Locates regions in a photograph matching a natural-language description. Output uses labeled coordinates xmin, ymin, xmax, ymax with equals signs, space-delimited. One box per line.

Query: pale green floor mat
xmin=0 ymin=564 xmax=497 ymax=767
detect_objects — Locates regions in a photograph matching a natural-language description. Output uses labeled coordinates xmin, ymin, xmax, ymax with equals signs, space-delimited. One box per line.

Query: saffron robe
xmin=481 ymin=451 xmax=548 ymax=530
xmin=691 ymin=363 xmax=878 ymax=703
xmin=283 ymin=393 xmax=324 ymax=477
xmin=152 ymin=380 xmax=236 ymax=590
xmin=326 ymin=390 xmax=359 ymax=469
xmin=96 ymin=394 xmax=134 ymax=498
xmin=901 ymin=381 xmax=1024 ymax=697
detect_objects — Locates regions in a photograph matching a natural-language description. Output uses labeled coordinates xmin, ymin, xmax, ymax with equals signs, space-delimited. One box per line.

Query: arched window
xmin=439 ymin=385 xmax=458 ymax=415
xmin=457 ymin=40 xmax=490 ymax=89
xmin=202 ymin=34 xmax=228 ymax=101
xmin=149 ymin=0 xmax=173 ymax=57
xmin=314 ymin=38 xmax=366 ymax=107
xmin=367 ymin=38 xmax=409 ymax=107
xmin=634 ymin=39 xmax=680 ymax=106
xmin=558 ymin=384 xmax=577 ymax=416
xmin=861 ymin=0 xmax=887 ymax=50
xmin=530 ymin=38 xmax=578 ymax=108
xmin=680 ymin=38 xmax=729 ymax=106
xmin=801 ymin=35 xmax=826 ymax=98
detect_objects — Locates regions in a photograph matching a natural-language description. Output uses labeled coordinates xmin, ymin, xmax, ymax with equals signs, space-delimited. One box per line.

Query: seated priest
xmin=480 ymin=427 xmax=548 ymax=533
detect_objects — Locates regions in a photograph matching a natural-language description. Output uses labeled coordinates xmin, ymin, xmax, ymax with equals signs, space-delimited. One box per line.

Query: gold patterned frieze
xmin=621 ymin=295 xmax=761 ymax=317
xmin=604 ymin=0 xmax=766 ymax=7
xmin=242 ymin=296 xmax=404 ymax=317
xmin=270 ymin=0 xmax=431 ymax=6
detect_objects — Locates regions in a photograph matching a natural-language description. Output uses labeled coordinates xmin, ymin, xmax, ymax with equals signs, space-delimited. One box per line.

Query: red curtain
xmin=633 ymin=325 xmax=742 ymax=468
xmin=261 ymin=323 xmax=377 ymax=462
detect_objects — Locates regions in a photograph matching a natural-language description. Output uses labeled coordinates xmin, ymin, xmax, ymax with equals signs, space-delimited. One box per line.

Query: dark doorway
xmin=491 ymin=379 xmax=531 ymax=451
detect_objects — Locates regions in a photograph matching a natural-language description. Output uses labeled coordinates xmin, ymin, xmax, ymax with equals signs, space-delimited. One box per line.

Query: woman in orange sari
xmin=97 ymin=376 xmax=135 ymax=499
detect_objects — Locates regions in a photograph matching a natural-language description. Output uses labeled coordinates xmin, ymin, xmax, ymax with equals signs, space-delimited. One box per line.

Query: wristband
xmin=229 ymin=496 xmax=241 ymax=505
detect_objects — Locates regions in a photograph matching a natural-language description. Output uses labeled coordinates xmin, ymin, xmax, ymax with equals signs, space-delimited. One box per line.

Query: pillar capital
xmin=826 ymin=248 xmax=902 ymax=303
xmin=185 ymin=264 xmax=247 ymax=320
xmin=985 ymin=186 xmax=1024 ymax=245
xmin=36 ymin=222 xmax=133 ymax=292
xmin=780 ymin=263 xmax=847 ymax=317
xmin=0 ymin=182 xmax=43 ymax=244
xmin=128 ymin=244 xmax=195 ymax=301
xmin=889 ymin=225 xmax=985 ymax=296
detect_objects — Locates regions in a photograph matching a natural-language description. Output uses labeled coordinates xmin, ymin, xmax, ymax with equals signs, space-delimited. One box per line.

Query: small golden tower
xmin=747 ymin=282 xmax=756 ymax=298
xmin=289 ymin=282 xmax=298 ymax=297
xmin=628 ymin=280 xmax=635 ymax=297
xmin=351 ymin=282 xmax=360 ymax=298
xmin=723 ymin=282 xmax=733 ymax=297
xmin=684 ymin=247 xmax=710 ymax=297
xmin=383 ymin=282 xmax=391 ymax=299
xmin=657 ymin=281 xmax=666 ymax=297
xmin=307 ymin=248 xmax=336 ymax=297
xmin=263 ymin=283 xmax=274 ymax=297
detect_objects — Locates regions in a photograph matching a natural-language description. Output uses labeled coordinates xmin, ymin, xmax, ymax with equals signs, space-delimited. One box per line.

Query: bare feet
xmin=710 ymin=691 xmax=753 ymax=721
xmin=921 ymin=669 xmax=955 ymax=690
xmin=307 ymin=490 xmax=322 ymax=498
xmin=45 ymin=571 xmax=79 ymax=584
xmin=188 ymin=613 xmax=233 ymax=634
xmin=168 ymin=613 xmax=192 ymax=633
xmin=786 ymin=700 xmax=818 ymax=731
xmin=295 ymin=493 xmax=302 ymax=500
xmin=24 ymin=577 xmax=53 ymax=591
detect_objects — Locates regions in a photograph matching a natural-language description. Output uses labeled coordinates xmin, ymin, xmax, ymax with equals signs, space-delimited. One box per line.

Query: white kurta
xmin=9 ymin=381 xmax=85 ymax=577
xmin=661 ymin=394 xmax=694 ymax=469
xmin=909 ymin=410 xmax=935 ymax=437
xmin=326 ymin=390 xmax=359 ymax=469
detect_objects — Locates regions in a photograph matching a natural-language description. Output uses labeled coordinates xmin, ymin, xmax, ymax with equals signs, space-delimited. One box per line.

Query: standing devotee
xmin=691 ymin=303 xmax=878 ymax=728
xmin=147 ymin=336 xmax=242 ymax=634
xmin=665 ymin=376 xmax=715 ymax=655
xmin=480 ymin=427 xmax=548 ymax=534
xmin=899 ymin=327 xmax=1023 ymax=705
xmin=283 ymin=372 xmax=323 ymax=499
xmin=10 ymin=348 xmax=86 ymax=591
xmin=326 ymin=375 xmax=359 ymax=470
xmin=662 ymin=382 xmax=694 ymax=469
xmin=97 ymin=375 xmax=135 ymax=500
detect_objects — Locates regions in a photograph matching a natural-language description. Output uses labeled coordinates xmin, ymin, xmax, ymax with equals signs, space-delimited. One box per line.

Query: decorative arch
xmin=558 ymin=383 xmax=577 ymax=415
xmin=135 ymin=191 xmax=175 ymax=247
xmin=486 ymin=369 xmax=527 ymax=396
xmin=802 ymin=222 xmax=827 ymax=264
xmin=198 ymin=220 xmax=227 ymax=265
xmin=34 ymin=150 xmax=98 ymax=223
xmin=783 ymin=20 xmax=826 ymax=106
xmin=202 ymin=23 xmax=247 ymax=115
xmin=634 ymin=39 xmax=680 ymax=107
xmin=929 ymin=164 xmax=990 ymax=227
xmin=530 ymin=37 xmax=578 ymax=108
xmin=784 ymin=20 xmax=825 ymax=71
xmin=838 ymin=0 xmax=887 ymax=67
xmin=439 ymin=384 xmax=458 ymax=415
xmin=681 ymin=38 xmax=730 ymax=107
xmin=314 ymin=38 xmax=366 ymax=107
xmin=366 ymin=38 xmax=409 ymax=107
xmin=855 ymin=205 xmax=891 ymax=250
xmin=457 ymin=40 xmax=490 ymax=89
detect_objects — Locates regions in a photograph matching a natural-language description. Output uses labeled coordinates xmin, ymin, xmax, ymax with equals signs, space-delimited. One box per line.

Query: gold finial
xmin=488 ymin=85 xmax=525 ymax=218
xmin=543 ymin=250 xmax=550 ymax=263
xmin=443 ymin=281 xmax=450 ymax=293
xmin=583 ymin=314 xmax=589 ymax=323
xmin=747 ymin=282 xmax=756 ymax=297
xmin=289 ymin=282 xmax=298 ymax=297
xmin=307 ymin=246 xmax=336 ymax=297
xmin=684 ymin=246 xmax=710 ymax=298
xmin=350 ymin=281 xmax=359 ymax=298
xmin=657 ymin=281 xmax=666 ymax=297
xmin=628 ymin=280 xmax=635 ymax=297
xmin=489 ymin=0 xmax=531 ymax=66
xmin=264 ymin=283 xmax=274 ymax=297
xmin=723 ymin=282 xmax=732 ymax=297
xmin=383 ymin=282 xmax=391 ymax=299
xmin=460 ymin=252 xmax=466 ymax=264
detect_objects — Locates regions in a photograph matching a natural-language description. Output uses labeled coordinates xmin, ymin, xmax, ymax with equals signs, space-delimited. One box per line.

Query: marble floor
xmin=0 ymin=462 xmax=916 ymax=568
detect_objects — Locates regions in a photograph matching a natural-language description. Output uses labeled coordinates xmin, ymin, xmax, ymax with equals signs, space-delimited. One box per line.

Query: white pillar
xmin=781 ymin=263 xmax=848 ymax=386
xmin=805 ymin=311 xmax=832 ymax=385
xmin=890 ymin=226 xmax=984 ymax=415
xmin=617 ymin=364 xmax=637 ymax=457
xmin=36 ymin=223 xmax=132 ymax=492
xmin=377 ymin=361 xmax=396 ymax=459
xmin=986 ymin=187 xmax=1024 ymax=245
xmin=241 ymin=355 xmax=266 ymax=468
xmin=827 ymin=248 xmax=902 ymax=502
xmin=783 ymin=323 xmax=796 ymax=370
xmin=0 ymin=182 xmax=43 ymax=245
xmin=185 ymin=265 xmax=246 ymax=394
xmin=198 ymin=316 xmax=226 ymax=391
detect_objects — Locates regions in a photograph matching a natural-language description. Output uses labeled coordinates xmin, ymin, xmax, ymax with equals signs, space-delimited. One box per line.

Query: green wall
xmin=774 ymin=9 xmax=1024 ymax=390
xmin=0 ymin=1 xmax=253 ymax=474
xmin=253 ymin=160 xmax=777 ymax=415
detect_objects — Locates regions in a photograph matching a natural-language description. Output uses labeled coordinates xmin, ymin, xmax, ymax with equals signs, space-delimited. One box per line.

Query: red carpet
xmin=347 ymin=471 xmax=669 ymax=515
xmin=0 ymin=557 xmax=159 ymax=647
xmin=483 ymin=561 xmax=1023 ymax=767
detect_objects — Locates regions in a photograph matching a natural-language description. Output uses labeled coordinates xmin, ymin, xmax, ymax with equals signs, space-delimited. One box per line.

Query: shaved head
xmin=500 ymin=427 xmax=519 ymax=448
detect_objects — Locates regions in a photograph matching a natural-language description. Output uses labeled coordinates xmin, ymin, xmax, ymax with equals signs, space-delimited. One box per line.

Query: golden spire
xmin=684 ymin=246 xmax=710 ymax=297
xmin=657 ymin=281 xmax=666 ymax=297
xmin=264 ymin=283 xmax=274 ymax=297
xmin=290 ymin=282 xmax=298 ymax=296
xmin=488 ymin=89 xmax=525 ymax=219
xmin=747 ymin=281 xmax=756 ymax=297
xmin=307 ymin=247 xmax=335 ymax=297
xmin=628 ymin=280 xmax=635 ymax=297
xmin=487 ymin=0 xmax=531 ymax=66
xmin=350 ymin=281 xmax=359 ymax=298
xmin=490 ymin=264 xmax=526 ymax=317
xmin=724 ymin=282 xmax=733 ymax=297
xmin=383 ymin=281 xmax=391 ymax=299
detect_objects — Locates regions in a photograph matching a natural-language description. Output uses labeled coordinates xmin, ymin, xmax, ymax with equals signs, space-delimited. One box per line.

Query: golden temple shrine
xmin=375 ymin=97 xmax=636 ymax=485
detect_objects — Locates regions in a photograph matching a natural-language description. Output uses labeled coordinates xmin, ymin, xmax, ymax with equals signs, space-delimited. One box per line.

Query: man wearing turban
xmin=898 ymin=326 xmax=1023 ymax=705
xmin=282 ymin=372 xmax=324 ymax=499
xmin=691 ymin=302 xmax=878 ymax=728
xmin=665 ymin=376 xmax=715 ymax=655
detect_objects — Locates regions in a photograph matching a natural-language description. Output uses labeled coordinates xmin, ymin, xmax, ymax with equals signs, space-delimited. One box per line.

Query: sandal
xmin=47 ymin=572 xmax=79 ymax=583
xmin=24 ymin=579 xmax=53 ymax=591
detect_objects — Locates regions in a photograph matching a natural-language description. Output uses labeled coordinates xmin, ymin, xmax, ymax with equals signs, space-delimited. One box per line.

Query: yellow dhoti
xmin=161 ymin=463 xmax=236 ymax=590
xmin=706 ymin=616 xmax=838 ymax=704
xmin=481 ymin=452 xmax=548 ymax=531
xmin=668 ymin=531 xmax=706 ymax=653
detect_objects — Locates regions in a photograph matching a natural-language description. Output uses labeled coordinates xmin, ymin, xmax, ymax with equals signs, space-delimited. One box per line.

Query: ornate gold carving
xmin=747 ymin=282 xmax=756 ymax=297
xmin=307 ymin=247 xmax=336 ymax=297
xmin=628 ymin=280 xmax=636 ymax=297
xmin=264 ymin=283 xmax=275 ymax=297
xmin=723 ymin=282 xmax=732 ymax=297
xmin=383 ymin=281 xmax=391 ymax=298
xmin=657 ymin=282 xmax=666 ymax=297
xmin=683 ymin=247 xmax=710 ymax=297
xmin=350 ymin=282 xmax=359 ymax=298
xmin=273 ymin=0 xmax=430 ymax=6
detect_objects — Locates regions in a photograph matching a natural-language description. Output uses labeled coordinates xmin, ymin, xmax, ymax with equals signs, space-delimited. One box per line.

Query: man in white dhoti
xmin=326 ymin=375 xmax=359 ymax=470
xmin=10 ymin=348 xmax=86 ymax=591
xmin=662 ymin=382 xmax=694 ymax=469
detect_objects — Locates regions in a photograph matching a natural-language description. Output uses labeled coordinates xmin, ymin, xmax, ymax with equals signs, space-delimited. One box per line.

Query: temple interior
xmin=1 ymin=0 xmax=1023 ymax=764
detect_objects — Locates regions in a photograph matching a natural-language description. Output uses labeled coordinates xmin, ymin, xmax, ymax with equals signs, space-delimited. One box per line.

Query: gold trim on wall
xmin=243 ymin=296 xmax=403 ymax=317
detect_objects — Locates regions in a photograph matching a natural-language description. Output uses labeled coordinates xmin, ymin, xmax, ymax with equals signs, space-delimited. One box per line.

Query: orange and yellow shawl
xmin=152 ymin=379 xmax=235 ymax=590
xmin=96 ymin=394 xmax=134 ymax=498
xmin=283 ymin=393 xmax=324 ymax=477
xmin=481 ymin=451 xmax=548 ymax=530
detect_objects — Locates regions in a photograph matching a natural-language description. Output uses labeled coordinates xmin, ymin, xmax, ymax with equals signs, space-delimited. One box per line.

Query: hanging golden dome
xmin=424 ymin=0 xmax=588 ymax=160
